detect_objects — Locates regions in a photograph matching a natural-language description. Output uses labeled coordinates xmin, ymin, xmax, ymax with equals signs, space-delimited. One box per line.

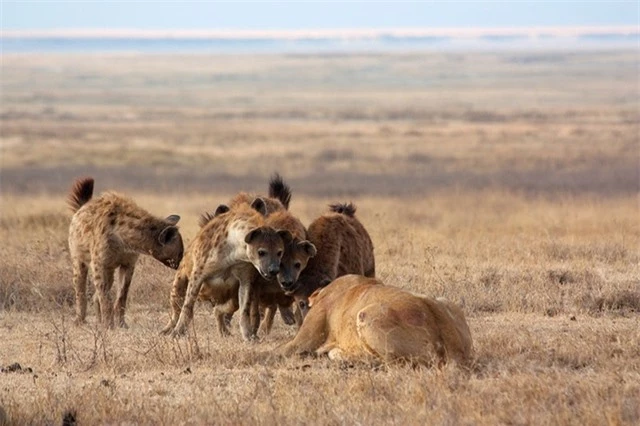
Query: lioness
xmin=278 ymin=275 xmax=473 ymax=367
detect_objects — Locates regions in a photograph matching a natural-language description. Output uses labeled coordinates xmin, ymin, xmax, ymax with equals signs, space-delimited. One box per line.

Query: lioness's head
xmin=150 ymin=215 xmax=184 ymax=269
xmin=245 ymin=227 xmax=292 ymax=279
xmin=277 ymin=238 xmax=317 ymax=293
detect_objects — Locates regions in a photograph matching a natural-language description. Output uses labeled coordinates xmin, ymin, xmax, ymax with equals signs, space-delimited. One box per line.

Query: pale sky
xmin=2 ymin=1 xmax=638 ymax=30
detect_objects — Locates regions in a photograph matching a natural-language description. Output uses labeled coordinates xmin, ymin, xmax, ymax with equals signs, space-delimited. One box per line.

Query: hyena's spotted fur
xmin=161 ymin=198 xmax=292 ymax=340
xmin=197 ymin=175 xmax=317 ymax=337
xmin=256 ymin=207 xmax=313 ymax=335
xmin=67 ymin=177 xmax=184 ymax=329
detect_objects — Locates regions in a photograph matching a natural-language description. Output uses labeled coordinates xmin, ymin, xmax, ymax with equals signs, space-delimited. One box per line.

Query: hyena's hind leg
xmin=92 ymin=262 xmax=116 ymax=329
xmin=258 ymin=303 xmax=278 ymax=336
xmin=213 ymin=296 xmax=239 ymax=337
xmin=72 ymin=260 xmax=89 ymax=325
xmin=114 ymin=259 xmax=137 ymax=328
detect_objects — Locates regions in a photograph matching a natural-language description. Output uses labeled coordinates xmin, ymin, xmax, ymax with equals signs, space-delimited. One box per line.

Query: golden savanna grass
xmin=0 ymin=51 xmax=638 ymax=425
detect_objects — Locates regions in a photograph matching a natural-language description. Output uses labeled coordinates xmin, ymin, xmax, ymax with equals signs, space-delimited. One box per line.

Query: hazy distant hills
xmin=2 ymin=27 xmax=637 ymax=52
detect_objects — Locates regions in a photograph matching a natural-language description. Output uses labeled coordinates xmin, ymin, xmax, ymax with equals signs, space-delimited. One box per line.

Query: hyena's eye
xmin=258 ymin=249 xmax=267 ymax=257
xmin=277 ymin=250 xmax=283 ymax=258
xmin=299 ymin=300 xmax=308 ymax=310
xmin=294 ymin=262 xmax=301 ymax=269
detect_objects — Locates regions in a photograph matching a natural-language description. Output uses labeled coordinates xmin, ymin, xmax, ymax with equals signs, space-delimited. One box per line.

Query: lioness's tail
xmin=268 ymin=173 xmax=292 ymax=210
xmin=329 ymin=202 xmax=356 ymax=217
xmin=67 ymin=177 xmax=94 ymax=213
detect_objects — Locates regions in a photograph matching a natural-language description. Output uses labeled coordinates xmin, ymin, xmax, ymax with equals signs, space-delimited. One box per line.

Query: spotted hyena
xmin=196 ymin=174 xmax=316 ymax=337
xmin=67 ymin=177 xmax=184 ymax=329
xmin=279 ymin=202 xmax=375 ymax=318
xmin=160 ymin=197 xmax=293 ymax=340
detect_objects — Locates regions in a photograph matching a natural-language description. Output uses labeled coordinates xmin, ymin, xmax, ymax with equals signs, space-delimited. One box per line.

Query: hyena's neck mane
xmin=101 ymin=192 xmax=169 ymax=254
xmin=294 ymin=215 xmax=342 ymax=297
xmin=195 ymin=203 xmax=264 ymax=262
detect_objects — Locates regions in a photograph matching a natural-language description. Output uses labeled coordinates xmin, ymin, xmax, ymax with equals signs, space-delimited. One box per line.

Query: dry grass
xmin=1 ymin=51 xmax=639 ymax=425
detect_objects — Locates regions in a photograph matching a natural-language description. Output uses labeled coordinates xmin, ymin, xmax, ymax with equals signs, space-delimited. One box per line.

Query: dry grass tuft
xmin=579 ymin=289 xmax=640 ymax=315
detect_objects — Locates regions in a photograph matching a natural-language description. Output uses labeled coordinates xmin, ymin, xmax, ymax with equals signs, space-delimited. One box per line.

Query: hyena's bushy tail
xmin=328 ymin=202 xmax=356 ymax=217
xmin=268 ymin=173 xmax=292 ymax=210
xmin=67 ymin=177 xmax=94 ymax=213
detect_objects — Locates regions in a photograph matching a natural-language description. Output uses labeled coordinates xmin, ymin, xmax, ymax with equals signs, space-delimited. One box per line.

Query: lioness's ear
xmin=165 ymin=215 xmax=180 ymax=225
xmin=250 ymin=197 xmax=268 ymax=216
xmin=159 ymin=226 xmax=178 ymax=245
xmin=214 ymin=204 xmax=230 ymax=216
xmin=245 ymin=227 xmax=263 ymax=244
xmin=277 ymin=229 xmax=293 ymax=245
xmin=298 ymin=241 xmax=317 ymax=258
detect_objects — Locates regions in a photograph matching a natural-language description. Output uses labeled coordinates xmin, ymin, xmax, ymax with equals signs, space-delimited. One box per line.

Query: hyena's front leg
xmin=293 ymin=304 xmax=304 ymax=328
xmin=278 ymin=304 xmax=297 ymax=326
xmin=92 ymin=262 xmax=115 ymax=329
xmin=234 ymin=266 xmax=259 ymax=341
xmin=72 ymin=260 xmax=89 ymax=325
xmin=160 ymin=272 xmax=188 ymax=335
xmin=237 ymin=279 xmax=257 ymax=341
xmin=114 ymin=259 xmax=137 ymax=328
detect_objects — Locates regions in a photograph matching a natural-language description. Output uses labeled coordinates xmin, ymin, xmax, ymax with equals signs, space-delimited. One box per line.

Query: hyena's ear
xmin=214 ymin=204 xmax=230 ymax=216
xmin=165 ymin=215 xmax=180 ymax=225
xmin=298 ymin=240 xmax=317 ymax=258
xmin=244 ymin=227 xmax=264 ymax=244
xmin=159 ymin=226 xmax=179 ymax=245
xmin=250 ymin=197 xmax=268 ymax=216
xmin=277 ymin=229 xmax=293 ymax=245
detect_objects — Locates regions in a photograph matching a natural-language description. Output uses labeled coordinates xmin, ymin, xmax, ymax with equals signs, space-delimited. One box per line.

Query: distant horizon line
xmin=3 ymin=26 xmax=638 ymax=39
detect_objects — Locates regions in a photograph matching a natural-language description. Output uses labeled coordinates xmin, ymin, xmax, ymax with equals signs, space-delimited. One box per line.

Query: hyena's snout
xmin=267 ymin=262 xmax=280 ymax=278
xmin=279 ymin=278 xmax=294 ymax=290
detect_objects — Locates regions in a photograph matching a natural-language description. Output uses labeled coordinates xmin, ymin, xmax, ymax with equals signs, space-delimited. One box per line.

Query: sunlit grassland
xmin=0 ymin=51 xmax=638 ymax=424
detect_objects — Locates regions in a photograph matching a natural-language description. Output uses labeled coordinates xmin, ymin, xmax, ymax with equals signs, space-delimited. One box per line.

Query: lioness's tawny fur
xmin=279 ymin=275 xmax=473 ymax=367
xmin=67 ymin=177 xmax=184 ymax=328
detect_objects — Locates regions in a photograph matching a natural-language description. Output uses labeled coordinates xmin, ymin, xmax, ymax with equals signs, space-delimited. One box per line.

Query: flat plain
xmin=1 ymin=51 xmax=638 ymax=425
